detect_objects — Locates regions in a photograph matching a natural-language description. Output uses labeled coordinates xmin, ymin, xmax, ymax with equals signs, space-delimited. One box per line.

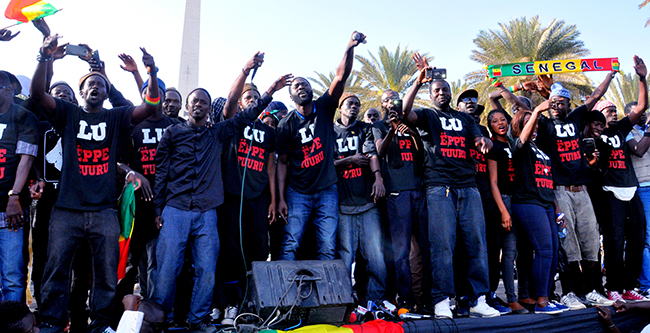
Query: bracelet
xmin=37 ymin=54 xmax=52 ymax=62
xmin=125 ymin=170 xmax=135 ymax=182
xmin=608 ymin=323 xmax=615 ymax=328
xmin=144 ymin=94 xmax=160 ymax=106
xmin=508 ymin=84 xmax=521 ymax=92
xmin=492 ymin=78 xmax=503 ymax=87
xmin=37 ymin=178 xmax=45 ymax=183
xmin=147 ymin=66 xmax=159 ymax=75
xmin=242 ymin=68 xmax=251 ymax=76
xmin=373 ymin=169 xmax=381 ymax=174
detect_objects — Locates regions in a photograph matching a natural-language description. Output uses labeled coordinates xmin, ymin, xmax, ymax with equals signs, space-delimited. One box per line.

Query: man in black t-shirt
xmin=276 ymin=32 xmax=366 ymax=260
xmin=402 ymin=54 xmax=498 ymax=319
xmin=0 ymin=71 xmax=38 ymax=303
xmin=31 ymin=35 xmax=161 ymax=333
xmin=334 ymin=93 xmax=387 ymax=302
xmin=372 ymin=89 xmax=428 ymax=309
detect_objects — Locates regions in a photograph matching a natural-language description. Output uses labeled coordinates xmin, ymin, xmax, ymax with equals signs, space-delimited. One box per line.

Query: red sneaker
xmin=622 ymin=290 xmax=648 ymax=301
xmin=607 ymin=291 xmax=624 ymax=302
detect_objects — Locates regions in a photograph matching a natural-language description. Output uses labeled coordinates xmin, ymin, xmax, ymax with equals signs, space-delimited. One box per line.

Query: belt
xmin=556 ymin=185 xmax=586 ymax=192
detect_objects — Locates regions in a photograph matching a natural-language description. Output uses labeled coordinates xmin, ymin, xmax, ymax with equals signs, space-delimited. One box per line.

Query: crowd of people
xmin=0 ymin=18 xmax=649 ymax=333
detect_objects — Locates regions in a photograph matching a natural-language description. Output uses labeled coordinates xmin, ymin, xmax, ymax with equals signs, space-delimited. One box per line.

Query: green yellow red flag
xmin=5 ymin=0 xmax=58 ymax=23
xmin=487 ymin=58 xmax=619 ymax=78
xmin=118 ymin=183 xmax=136 ymax=280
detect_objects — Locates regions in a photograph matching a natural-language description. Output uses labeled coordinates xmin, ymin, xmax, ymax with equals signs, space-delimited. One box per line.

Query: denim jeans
xmin=337 ymin=206 xmax=387 ymax=301
xmin=511 ymin=203 xmax=558 ymax=298
xmin=425 ymin=186 xmax=489 ymax=305
xmin=39 ymin=208 xmax=119 ymax=333
xmin=386 ymin=189 xmax=429 ymax=306
xmin=153 ymin=206 xmax=219 ymax=324
xmin=0 ymin=225 xmax=25 ymax=301
xmin=280 ymin=184 xmax=338 ymax=260
xmin=484 ymin=195 xmax=518 ymax=303
xmin=637 ymin=186 xmax=650 ymax=292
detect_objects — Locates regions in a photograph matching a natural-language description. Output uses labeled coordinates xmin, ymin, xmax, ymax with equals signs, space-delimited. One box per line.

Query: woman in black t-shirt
xmin=509 ymin=103 xmax=565 ymax=314
xmin=486 ymin=109 xmax=527 ymax=314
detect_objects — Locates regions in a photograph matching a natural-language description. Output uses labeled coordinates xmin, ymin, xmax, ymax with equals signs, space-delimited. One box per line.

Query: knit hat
xmin=339 ymin=92 xmax=360 ymax=108
xmin=592 ymin=100 xmax=616 ymax=112
xmin=549 ymin=83 xmax=571 ymax=99
xmin=141 ymin=78 xmax=166 ymax=95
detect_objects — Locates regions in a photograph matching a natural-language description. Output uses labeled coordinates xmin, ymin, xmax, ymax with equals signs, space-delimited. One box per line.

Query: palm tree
xmin=640 ymin=0 xmax=650 ymax=27
xmin=603 ymin=71 xmax=650 ymax=118
xmin=466 ymin=16 xmax=592 ymax=107
xmin=308 ymin=70 xmax=374 ymax=120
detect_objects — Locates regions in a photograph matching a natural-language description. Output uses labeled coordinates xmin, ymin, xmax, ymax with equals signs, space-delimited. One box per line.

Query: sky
xmin=2 ymin=0 xmax=649 ymax=109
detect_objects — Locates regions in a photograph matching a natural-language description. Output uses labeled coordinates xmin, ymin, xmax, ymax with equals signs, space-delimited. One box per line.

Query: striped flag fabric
xmin=5 ymin=0 xmax=58 ymax=23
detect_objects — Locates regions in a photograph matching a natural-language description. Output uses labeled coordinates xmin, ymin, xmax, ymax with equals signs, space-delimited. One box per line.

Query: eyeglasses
xmin=460 ymin=97 xmax=477 ymax=103
xmin=382 ymin=96 xmax=399 ymax=103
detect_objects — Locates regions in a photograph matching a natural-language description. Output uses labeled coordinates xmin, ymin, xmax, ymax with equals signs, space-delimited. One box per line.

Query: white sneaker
xmin=586 ymin=290 xmax=614 ymax=306
xmin=220 ymin=305 xmax=238 ymax=326
xmin=469 ymin=295 xmax=500 ymax=318
xmin=434 ymin=297 xmax=453 ymax=319
xmin=210 ymin=308 xmax=222 ymax=322
xmin=560 ymin=292 xmax=586 ymax=310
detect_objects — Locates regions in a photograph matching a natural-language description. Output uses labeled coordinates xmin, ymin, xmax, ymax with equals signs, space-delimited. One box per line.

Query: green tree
xmin=466 ymin=16 xmax=592 ymax=106
xmin=603 ymin=71 xmax=650 ymax=118
xmin=308 ymin=70 xmax=373 ymax=120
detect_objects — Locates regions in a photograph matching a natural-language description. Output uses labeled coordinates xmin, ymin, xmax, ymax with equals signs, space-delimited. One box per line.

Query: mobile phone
xmin=583 ymin=137 xmax=596 ymax=157
xmin=65 ymin=44 xmax=90 ymax=58
xmin=426 ymin=68 xmax=447 ymax=80
xmin=392 ymin=99 xmax=402 ymax=113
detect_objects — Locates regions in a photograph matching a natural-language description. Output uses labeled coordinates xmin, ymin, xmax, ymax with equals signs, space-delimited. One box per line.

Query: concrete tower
xmin=178 ymin=0 xmax=201 ymax=118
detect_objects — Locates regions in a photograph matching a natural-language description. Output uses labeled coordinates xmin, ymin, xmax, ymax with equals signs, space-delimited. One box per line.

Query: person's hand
xmin=118 ymin=54 xmax=139 ymax=73
xmin=77 ymin=44 xmax=93 ymax=62
xmin=30 ymin=179 xmax=46 ymax=199
xmin=521 ymin=81 xmax=536 ymax=91
xmin=613 ymin=301 xmax=630 ymax=313
xmin=371 ymin=178 xmax=385 ymax=203
xmin=586 ymin=149 xmax=600 ymax=166
xmin=40 ymin=34 xmax=59 ymax=57
xmin=32 ymin=18 xmax=50 ymax=38
xmin=0 ymin=29 xmax=20 ymax=42
xmin=6 ymin=197 xmax=23 ymax=232
xmin=122 ymin=294 xmax=142 ymax=311
xmin=133 ymin=172 xmax=153 ymax=201
xmin=243 ymin=52 xmax=264 ymax=76
xmin=396 ymin=123 xmax=410 ymax=136
xmin=413 ymin=53 xmax=432 ymax=85
xmin=141 ymin=47 xmax=155 ymax=74
xmin=538 ymin=74 xmax=553 ymax=89
xmin=634 ymin=55 xmax=647 ymax=78
xmin=266 ymin=74 xmax=293 ymax=95
xmin=501 ymin=210 xmax=512 ymax=231
xmin=596 ymin=306 xmax=615 ymax=327
xmin=475 ymin=137 xmax=493 ymax=154
xmin=155 ymin=216 xmax=163 ymax=230
xmin=268 ymin=203 xmax=277 ymax=225
xmin=125 ymin=171 xmax=142 ymax=191
xmin=350 ymin=153 xmax=369 ymax=166
xmin=349 ymin=31 xmax=366 ymax=48
xmin=278 ymin=200 xmax=288 ymax=225
xmin=52 ymin=43 xmax=67 ymax=60
xmin=89 ymin=59 xmax=106 ymax=76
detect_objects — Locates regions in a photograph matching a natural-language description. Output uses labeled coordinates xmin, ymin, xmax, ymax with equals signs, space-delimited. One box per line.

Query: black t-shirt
xmin=536 ymin=105 xmax=591 ymax=185
xmin=48 ymin=99 xmax=134 ymax=211
xmin=276 ymin=92 xmax=337 ymax=194
xmin=128 ymin=116 xmax=179 ymax=185
xmin=486 ymin=139 xmax=515 ymax=196
xmin=511 ymin=138 xmax=555 ymax=208
xmin=222 ymin=120 xmax=276 ymax=199
xmin=370 ymin=120 xmax=421 ymax=193
xmin=471 ymin=125 xmax=491 ymax=197
xmin=413 ymin=107 xmax=483 ymax=188
xmin=334 ymin=120 xmax=376 ymax=210
xmin=599 ymin=117 xmax=638 ymax=187
xmin=0 ymin=104 xmax=39 ymax=212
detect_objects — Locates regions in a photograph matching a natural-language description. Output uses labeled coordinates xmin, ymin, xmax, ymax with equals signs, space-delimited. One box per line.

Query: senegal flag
xmin=118 ymin=183 xmax=136 ymax=281
xmin=5 ymin=0 xmax=58 ymax=23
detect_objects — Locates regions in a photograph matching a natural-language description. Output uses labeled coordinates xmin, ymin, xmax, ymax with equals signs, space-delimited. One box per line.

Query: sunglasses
xmin=460 ymin=97 xmax=477 ymax=103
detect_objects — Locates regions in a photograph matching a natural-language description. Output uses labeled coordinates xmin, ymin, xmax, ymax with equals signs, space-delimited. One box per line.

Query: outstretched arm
xmin=131 ymin=48 xmax=159 ymax=125
xmin=118 ymin=53 xmax=144 ymax=94
xmin=329 ymin=31 xmax=366 ymax=103
xmin=403 ymin=53 xmax=432 ymax=125
xmin=31 ymin=35 xmax=59 ymax=115
xmin=520 ymin=101 xmax=548 ymax=144
xmin=585 ymin=71 xmax=618 ymax=111
xmin=628 ymin=56 xmax=649 ymax=126
xmin=223 ymin=52 xmax=264 ymax=120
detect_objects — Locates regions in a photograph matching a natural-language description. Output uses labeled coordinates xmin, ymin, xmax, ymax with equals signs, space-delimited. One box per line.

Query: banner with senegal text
xmin=487 ymin=58 xmax=619 ymax=78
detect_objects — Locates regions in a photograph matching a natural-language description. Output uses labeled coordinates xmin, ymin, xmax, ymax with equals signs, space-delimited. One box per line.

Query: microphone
xmin=251 ymin=53 xmax=264 ymax=81
xmin=399 ymin=313 xmax=431 ymax=320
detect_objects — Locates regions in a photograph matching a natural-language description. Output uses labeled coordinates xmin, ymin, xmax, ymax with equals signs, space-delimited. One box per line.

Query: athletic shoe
xmin=469 ymin=295 xmax=500 ymax=318
xmin=640 ymin=289 xmax=650 ymax=298
xmin=220 ymin=305 xmax=239 ymax=326
xmin=534 ymin=303 xmax=563 ymax=315
xmin=488 ymin=293 xmax=512 ymax=315
xmin=550 ymin=300 xmax=569 ymax=312
xmin=190 ymin=320 xmax=218 ymax=333
xmin=586 ymin=290 xmax=614 ymax=306
xmin=434 ymin=298 xmax=453 ymax=319
xmin=622 ymin=290 xmax=648 ymax=301
xmin=209 ymin=308 xmax=222 ymax=323
xmin=560 ymin=292 xmax=586 ymax=310
xmin=607 ymin=291 xmax=625 ymax=302
xmin=455 ymin=295 xmax=469 ymax=317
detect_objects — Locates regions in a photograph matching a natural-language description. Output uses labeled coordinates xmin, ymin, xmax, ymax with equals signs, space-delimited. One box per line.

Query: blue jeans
xmin=280 ymin=184 xmax=338 ymax=260
xmin=426 ymin=186 xmax=489 ymax=305
xmin=511 ymin=203 xmax=558 ymax=298
xmin=337 ymin=206 xmax=387 ymax=301
xmin=386 ymin=190 xmax=429 ymax=305
xmin=153 ymin=206 xmax=219 ymax=324
xmin=484 ymin=195 xmax=518 ymax=303
xmin=638 ymin=186 xmax=650 ymax=291
xmin=0 ymin=225 xmax=25 ymax=302
xmin=40 ymin=208 xmax=119 ymax=333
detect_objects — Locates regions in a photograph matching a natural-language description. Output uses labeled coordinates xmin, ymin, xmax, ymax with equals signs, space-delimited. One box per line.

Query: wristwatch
xmin=7 ymin=190 xmax=19 ymax=196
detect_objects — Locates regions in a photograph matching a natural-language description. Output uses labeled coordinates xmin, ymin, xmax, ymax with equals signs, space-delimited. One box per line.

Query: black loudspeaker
xmin=246 ymin=260 xmax=354 ymax=325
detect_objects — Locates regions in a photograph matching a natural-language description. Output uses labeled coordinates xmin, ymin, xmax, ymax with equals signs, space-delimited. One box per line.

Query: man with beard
xmin=401 ymin=53 xmax=497 ymax=319
xmin=334 ymin=93 xmax=386 ymax=303
xmin=30 ymin=34 xmax=160 ymax=333
xmin=276 ymin=31 xmax=366 ymax=260
xmin=534 ymin=76 xmax=615 ymax=308
xmin=163 ymin=87 xmax=185 ymax=121
xmin=153 ymin=66 xmax=291 ymax=332
xmin=372 ymin=89 xmax=429 ymax=310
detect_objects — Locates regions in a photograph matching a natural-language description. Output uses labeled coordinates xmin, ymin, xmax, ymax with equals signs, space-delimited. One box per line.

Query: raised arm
xmin=223 ymin=52 xmax=264 ymax=119
xmin=131 ymin=47 xmax=159 ymax=125
xmin=403 ymin=53 xmax=432 ymax=125
xmin=31 ymin=35 xmax=59 ymax=114
xmin=520 ymin=101 xmax=548 ymax=144
xmin=118 ymin=53 xmax=144 ymax=94
xmin=329 ymin=31 xmax=366 ymax=103
xmin=628 ymin=56 xmax=649 ymax=126
xmin=585 ymin=71 xmax=617 ymax=111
